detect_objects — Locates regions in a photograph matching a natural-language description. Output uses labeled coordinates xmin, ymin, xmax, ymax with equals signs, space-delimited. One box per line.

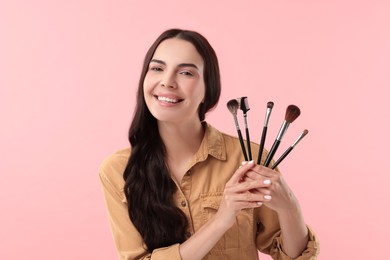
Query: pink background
xmin=1 ymin=1 xmax=389 ymax=259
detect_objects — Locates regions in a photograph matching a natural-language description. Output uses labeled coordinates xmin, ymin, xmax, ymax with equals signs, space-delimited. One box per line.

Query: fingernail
xmin=248 ymin=160 xmax=254 ymax=164
xmin=257 ymin=202 xmax=263 ymax=206
xmin=263 ymin=179 xmax=271 ymax=185
xmin=264 ymin=195 xmax=272 ymax=200
xmin=242 ymin=161 xmax=248 ymax=165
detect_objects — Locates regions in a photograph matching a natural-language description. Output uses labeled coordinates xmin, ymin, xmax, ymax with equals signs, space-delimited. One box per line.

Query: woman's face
xmin=143 ymin=38 xmax=205 ymax=125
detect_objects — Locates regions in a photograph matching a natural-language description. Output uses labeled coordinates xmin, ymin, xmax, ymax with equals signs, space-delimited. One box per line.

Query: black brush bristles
xmin=227 ymin=99 xmax=248 ymax=161
xmin=240 ymin=97 xmax=250 ymax=114
xmin=238 ymin=97 xmax=252 ymax=160
xmin=257 ymin=101 xmax=274 ymax=165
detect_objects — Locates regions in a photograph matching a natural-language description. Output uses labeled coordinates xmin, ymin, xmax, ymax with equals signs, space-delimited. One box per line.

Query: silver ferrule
xmin=276 ymin=121 xmax=290 ymax=141
xmin=264 ymin=108 xmax=272 ymax=127
xmin=243 ymin=114 xmax=249 ymax=128
xmin=291 ymin=131 xmax=307 ymax=147
xmin=233 ymin=115 xmax=240 ymax=130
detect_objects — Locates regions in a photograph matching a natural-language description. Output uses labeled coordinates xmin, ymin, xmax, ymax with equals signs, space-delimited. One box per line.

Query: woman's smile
xmin=154 ymin=94 xmax=184 ymax=105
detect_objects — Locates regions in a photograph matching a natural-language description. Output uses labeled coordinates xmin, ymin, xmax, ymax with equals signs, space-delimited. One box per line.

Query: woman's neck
xmin=158 ymin=120 xmax=205 ymax=182
xmin=159 ymin=120 xmax=205 ymax=158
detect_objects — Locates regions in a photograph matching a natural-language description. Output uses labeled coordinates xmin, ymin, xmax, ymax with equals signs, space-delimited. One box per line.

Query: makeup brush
xmin=257 ymin=101 xmax=274 ymax=165
xmin=263 ymin=105 xmax=301 ymax=167
xmin=271 ymin=129 xmax=308 ymax=170
xmin=238 ymin=97 xmax=252 ymax=160
xmin=227 ymin=99 xmax=248 ymax=161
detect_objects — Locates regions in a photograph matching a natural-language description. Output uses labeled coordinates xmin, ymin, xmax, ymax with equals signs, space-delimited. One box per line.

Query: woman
xmin=99 ymin=28 xmax=319 ymax=259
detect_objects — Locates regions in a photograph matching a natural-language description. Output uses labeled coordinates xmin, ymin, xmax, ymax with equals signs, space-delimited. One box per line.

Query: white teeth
xmin=157 ymin=96 xmax=179 ymax=103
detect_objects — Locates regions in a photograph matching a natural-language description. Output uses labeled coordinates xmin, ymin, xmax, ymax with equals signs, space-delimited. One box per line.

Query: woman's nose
xmin=160 ymin=73 xmax=177 ymax=88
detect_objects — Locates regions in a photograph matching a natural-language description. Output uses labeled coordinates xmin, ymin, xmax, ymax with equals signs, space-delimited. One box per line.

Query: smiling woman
xmin=99 ymin=28 xmax=320 ymax=260
xmin=143 ymin=38 xmax=205 ymax=123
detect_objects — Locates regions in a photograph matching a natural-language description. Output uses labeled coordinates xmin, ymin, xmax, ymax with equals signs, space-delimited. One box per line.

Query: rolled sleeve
xmin=151 ymin=243 xmax=181 ymax=260
xmin=269 ymin=226 xmax=320 ymax=260
xmin=256 ymin=205 xmax=320 ymax=260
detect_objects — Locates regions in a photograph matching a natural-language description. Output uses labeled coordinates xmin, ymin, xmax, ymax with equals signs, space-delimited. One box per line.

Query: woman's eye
xmin=150 ymin=67 xmax=162 ymax=72
xmin=180 ymin=71 xmax=193 ymax=76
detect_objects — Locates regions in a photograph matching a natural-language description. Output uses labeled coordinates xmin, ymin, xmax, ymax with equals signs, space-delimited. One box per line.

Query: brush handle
xmin=245 ymin=127 xmax=252 ymax=160
xmin=237 ymin=129 xmax=249 ymax=161
xmin=264 ymin=140 xmax=280 ymax=167
xmin=257 ymin=126 xmax=267 ymax=165
xmin=271 ymin=146 xmax=293 ymax=169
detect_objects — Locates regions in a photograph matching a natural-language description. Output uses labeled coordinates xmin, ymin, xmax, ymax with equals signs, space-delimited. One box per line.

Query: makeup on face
xmin=143 ymin=38 xmax=205 ymax=124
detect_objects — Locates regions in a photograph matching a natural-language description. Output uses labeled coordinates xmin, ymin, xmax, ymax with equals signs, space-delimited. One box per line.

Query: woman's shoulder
xmin=98 ymin=147 xmax=131 ymax=188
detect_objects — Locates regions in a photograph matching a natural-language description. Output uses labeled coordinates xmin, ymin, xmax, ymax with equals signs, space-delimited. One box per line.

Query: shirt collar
xmin=191 ymin=122 xmax=227 ymax=165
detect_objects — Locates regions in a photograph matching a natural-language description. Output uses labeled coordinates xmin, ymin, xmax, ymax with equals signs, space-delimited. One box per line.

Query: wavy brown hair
xmin=123 ymin=29 xmax=221 ymax=252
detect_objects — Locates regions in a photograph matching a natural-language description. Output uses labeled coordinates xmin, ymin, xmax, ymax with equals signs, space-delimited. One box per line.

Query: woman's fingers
xmin=227 ymin=160 xmax=256 ymax=185
xmin=225 ymin=162 xmax=299 ymax=214
xmin=247 ymin=164 xmax=275 ymax=178
xmin=232 ymin=201 xmax=264 ymax=209
xmin=222 ymin=190 xmax=264 ymax=210
xmin=224 ymin=179 xmax=273 ymax=208
xmin=228 ymin=191 xmax=271 ymax=203
xmin=228 ymin=178 xmax=271 ymax=194
xmin=245 ymin=171 xmax=273 ymax=185
xmin=222 ymin=161 xmax=284 ymax=213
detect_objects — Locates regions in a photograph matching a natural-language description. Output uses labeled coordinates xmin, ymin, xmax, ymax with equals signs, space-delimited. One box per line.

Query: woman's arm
xmin=100 ymin=155 xmax=270 ymax=260
xmin=270 ymin=171 xmax=308 ymax=258
xmin=179 ymin=160 xmax=269 ymax=260
xmin=277 ymin=203 xmax=309 ymax=258
xmin=246 ymin=165 xmax=318 ymax=258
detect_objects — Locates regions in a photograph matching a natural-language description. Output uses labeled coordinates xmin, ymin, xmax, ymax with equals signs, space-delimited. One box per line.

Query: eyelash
xmin=150 ymin=66 xmax=163 ymax=72
xmin=149 ymin=66 xmax=194 ymax=77
xmin=180 ymin=71 xmax=193 ymax=76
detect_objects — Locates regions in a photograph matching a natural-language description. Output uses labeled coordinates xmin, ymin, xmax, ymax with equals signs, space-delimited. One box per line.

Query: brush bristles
xmin=285 ymin=105 xmax=301 ymax=123
xmin=240 ymin=97 xmax=250 ymax=113
xmin=267 ymin=101 xmax=274 ymax=109
xmin=227 ymin=99 xmax=239 ymax=115
xmin=303 ymin=129 xmax=309 ymax=136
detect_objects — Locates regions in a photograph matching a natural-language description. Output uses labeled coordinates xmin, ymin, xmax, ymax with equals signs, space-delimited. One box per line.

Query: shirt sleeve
xmin=98 ymin=152 xmax=182 ymax=260
xmin=255 ymin=206 xmax=320 ymax=260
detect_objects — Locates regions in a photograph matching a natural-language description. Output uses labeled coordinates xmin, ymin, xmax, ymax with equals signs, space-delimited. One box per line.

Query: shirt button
xmin=181 ymin=200 xmax=187 ymax=207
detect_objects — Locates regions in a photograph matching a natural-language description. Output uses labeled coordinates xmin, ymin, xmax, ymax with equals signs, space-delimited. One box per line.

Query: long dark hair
xmin=123 ymin=29 xmax=221 ymax=251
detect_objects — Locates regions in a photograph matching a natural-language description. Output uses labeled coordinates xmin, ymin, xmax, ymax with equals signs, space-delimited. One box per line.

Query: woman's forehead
xmin=152 ymin=38 xmax=204 ymax=68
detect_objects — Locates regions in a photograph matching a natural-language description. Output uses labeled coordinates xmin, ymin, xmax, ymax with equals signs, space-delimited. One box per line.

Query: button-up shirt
xmin=99 ymin=123 xmax=319 ymax=259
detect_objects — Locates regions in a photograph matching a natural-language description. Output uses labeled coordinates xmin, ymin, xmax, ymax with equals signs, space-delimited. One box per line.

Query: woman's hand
xmin=180 ymin=161 xmax=307 ymax=259
xmin=244 ymin=164 xmax=300 ymax=214
xmin=244 ymin=164 xmax=310 ymax=258
xmin=214 ymin=160 xmax=271 ymax=229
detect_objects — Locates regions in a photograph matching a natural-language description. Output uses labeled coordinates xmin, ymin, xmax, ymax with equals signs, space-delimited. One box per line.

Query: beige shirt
xmin=99 ymin=123 xmax=319 ymax=259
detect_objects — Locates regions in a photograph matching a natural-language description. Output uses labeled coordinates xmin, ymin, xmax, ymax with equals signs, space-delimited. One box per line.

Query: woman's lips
xmin=154 ymin=95 xmax=184 ymax=104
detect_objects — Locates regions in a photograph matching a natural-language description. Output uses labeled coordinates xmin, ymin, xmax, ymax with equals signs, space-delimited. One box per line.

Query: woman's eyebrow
xmin=150 ymin=59 xmax=199 ymax=70
xmin=178 ymin=63 xmax=199 ymax=70
xmin=150 ymin=59 xmax=165 ymax=65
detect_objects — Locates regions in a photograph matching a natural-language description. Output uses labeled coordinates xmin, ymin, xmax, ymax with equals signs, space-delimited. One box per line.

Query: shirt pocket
xmin=200 ymin=193 xmax=254 ymax=252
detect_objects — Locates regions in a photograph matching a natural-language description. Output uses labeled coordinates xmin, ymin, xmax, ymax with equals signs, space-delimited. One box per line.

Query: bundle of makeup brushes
xmin=227 ymin=97 xmax=308 ymax=169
